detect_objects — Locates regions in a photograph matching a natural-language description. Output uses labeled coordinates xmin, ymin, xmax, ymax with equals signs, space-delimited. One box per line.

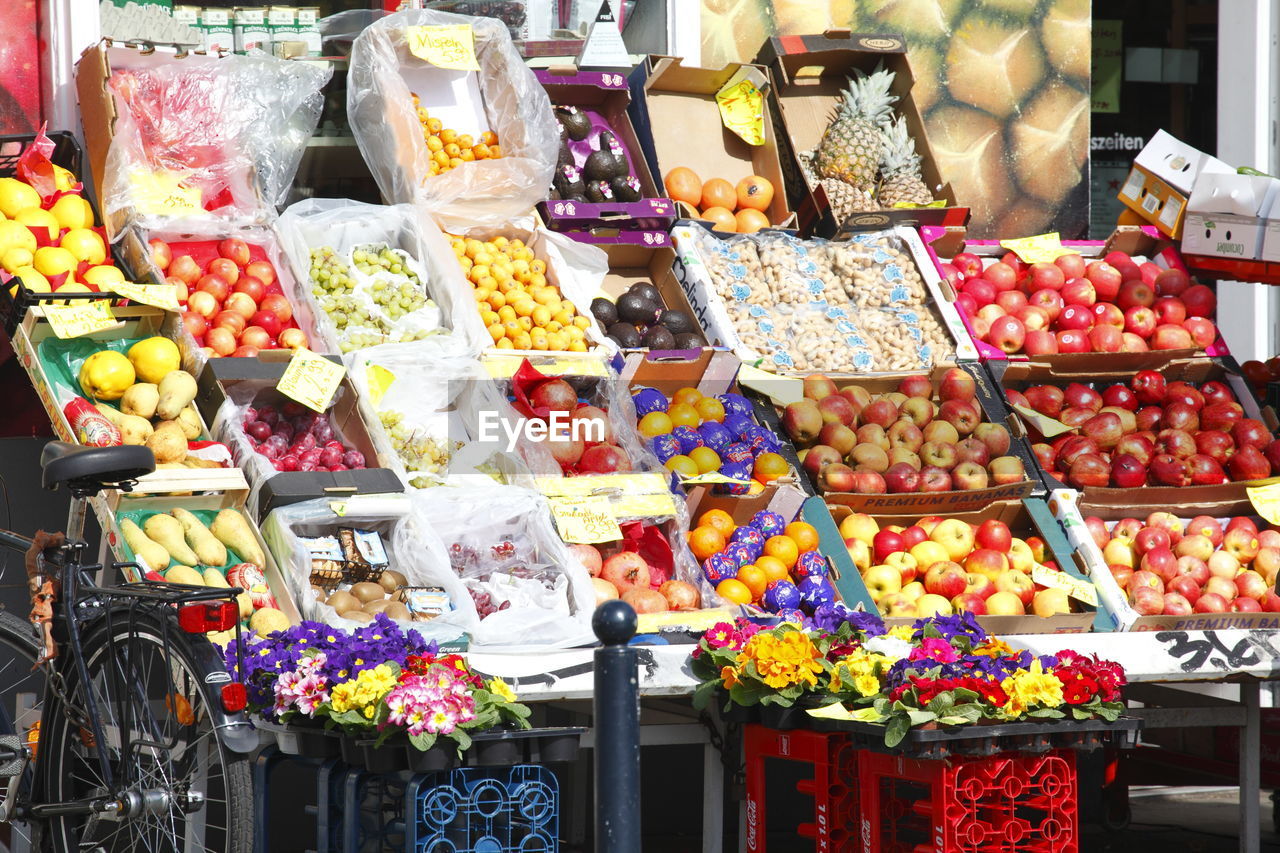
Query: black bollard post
xmin=593 ymin=599 xmax=640 ymax=853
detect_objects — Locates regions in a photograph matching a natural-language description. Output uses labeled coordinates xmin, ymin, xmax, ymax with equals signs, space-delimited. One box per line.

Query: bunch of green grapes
xmin=309 ymin=247 xmax=356 ymax=297
xmin=379 ymin=409 xmax=456 ymax=486
xmin=369 ymin=276 xmax=433 ymax=321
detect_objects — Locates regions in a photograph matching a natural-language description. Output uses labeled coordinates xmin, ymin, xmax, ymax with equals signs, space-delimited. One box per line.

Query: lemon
xmin=51 ymin=282 xmax=92 ymax=306
xmin=249 ymin=608 xmax=289 ymax=635
xmin=60 ymin=228 xmax=105 ymax=264
xmin=33 ymin=246 xmax=78 ymax=278
xmin=79 ymin=350 xmax=135 ymax=400
xmin=127 ymin=336 xmax=181 ymax=384
xmin=0 ymin=220 xmax=37 ymax=258
xmin=0 ymin=178 xmax=39 ymax=218
xmin=2 ymin=247 xmax=33 ymax=274
xmin=81 ymin=265 xmax=125 ymax=288
xmin=14 ymin=208 xmax=59 ymax=242
xmin=49 ymin=194 xmax=93 ymax=230
xmin=51 ymin=164 xmax=77 ymax=192
xmin=7 ymin=266 xmax=50 ymax=298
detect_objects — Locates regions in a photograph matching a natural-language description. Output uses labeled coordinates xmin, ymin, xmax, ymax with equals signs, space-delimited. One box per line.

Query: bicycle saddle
xmin=41 ymin=442 xmax=156 ymax=492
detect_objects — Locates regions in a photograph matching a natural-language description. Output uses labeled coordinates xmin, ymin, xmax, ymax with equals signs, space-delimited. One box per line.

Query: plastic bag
xmin=259 ymin=495 xmax=476 ymax=642
xmin=276 ymin=198 xmax=487 ymax=357
xmin=102 ymin=52 xmax=329 ymax=229
xmin=347 ymin=9 xmax=558 ymax=226
xmin=409 ymin=484 xmax=595 ymax=649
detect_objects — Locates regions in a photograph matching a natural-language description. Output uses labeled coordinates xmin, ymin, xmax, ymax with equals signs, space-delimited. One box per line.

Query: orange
xmin=688 ymin=526 xmax=727 ymax=561
xmin=688 ymin=446 xmax=721 ymax=474
xmin=784 ymin=521 xmax=820 ymax=552
xmin=637 ymin=411 xmax=674 ymax=437
xmin=736 ymin=564 xmax=767 ymax=600
xmin=735 ymin=176 xmax=774 ymax=211
xmin=735 ymin=208 xmax=771 ymax=234
xmin=672 ymin=387 xmax=703 ymax=407
xmin=716 ymin=578 xmax=753 ymax=606
xmin=701 ymin=206 xmax=737 ymax=233
xmin=752 ymin=452 xmax=790 ymax=484
xmin=665 ymin=455 xmax=699 ymax=478
xmin=756 ymin=555 xmax=790 ymax=583
xmin=663 ymin=167 xmax=702 ymax=207
xmin=763 ymin=535 xmax=799 ymax=569
xmin=700 ymin=178 xmax=736 ymax=211
xmin=698 ymin=509 xmax=736 ymax=538
xmin=666 ymin=403 xmax=700 ymax=429
xmin=694 ymin=397 xmax=725 ymax=423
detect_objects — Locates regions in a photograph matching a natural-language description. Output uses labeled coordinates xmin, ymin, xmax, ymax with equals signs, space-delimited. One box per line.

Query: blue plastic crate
xmin=343 ymin=768 xmax=408 ymax=853
xmin=405 ymin=765 xmax=559 ymax=852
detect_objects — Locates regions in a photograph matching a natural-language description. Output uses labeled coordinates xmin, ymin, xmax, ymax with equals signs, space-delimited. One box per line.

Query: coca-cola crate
xmin=743 ymin=724 xmax=859 ymax=852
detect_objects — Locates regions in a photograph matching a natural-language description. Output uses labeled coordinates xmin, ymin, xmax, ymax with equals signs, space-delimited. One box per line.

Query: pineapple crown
xmin=879 ymin=115 xmax=922 ymax=175
xmin=832 ymin=63 xmax=898 ymax=128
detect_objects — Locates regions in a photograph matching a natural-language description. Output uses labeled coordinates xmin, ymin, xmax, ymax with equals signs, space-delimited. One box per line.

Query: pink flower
xmin=909 ymin=638 xmax=959 ymax=664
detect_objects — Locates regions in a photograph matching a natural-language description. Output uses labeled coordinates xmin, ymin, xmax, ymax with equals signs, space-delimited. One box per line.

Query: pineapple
xmin=812 ymin=65 xmax=898 ymax=192
xmin=877 ymin=116 xmax=934 ymax=208
xmin=797 ymin=151 xmax=877 ymax=221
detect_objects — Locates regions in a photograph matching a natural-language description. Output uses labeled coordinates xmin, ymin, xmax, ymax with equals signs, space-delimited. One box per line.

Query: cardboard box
xmin=534 ymin=68 xmax=677 ymax=232
xmin=1179 ymin=253 xmax=1280 ymax=287
xmin=1117 ymin=130 xmax=1231 ymax=239
xmin=233 ymin=7 xmax=269 ymax=53
xmin=748 ymin=361 xmax=1040 ymax=513
xmin=564 ymin=229 xmax=670 ymax=248
xmin=919 ymin=224 xmax=1231 ymax=362
xmin=753 ymin=32 xmax=967 ymax=239
xmin=1181 ymin=171 xmax=1280 ymax=262
xmin=627 ymin=57 xmax=793 ymax=231
xmin=200 ymin=7 xmax=234 ymax=54
xmin=989 ymin=354 xmax=1280 ymax=507
xmin=587 ymin=243 xmax=707 ymax=349
xmin=826 ymin=498 xmax=1103 ymax=634
xmin=194 ymin=352 xmax=405 ymax=521
xmin=1048 ymin=488 xmax=1280 ymax=631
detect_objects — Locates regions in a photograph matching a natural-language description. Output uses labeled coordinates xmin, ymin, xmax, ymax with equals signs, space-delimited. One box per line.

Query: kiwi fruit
xmin=591 ymin=297 xmax=619 ymax=327
xmin=351 ymin=582 xmax=386 ymax=603
xmin=556 ymin=106 xmax=592 ymax=141
xmin=611 ymin=176 xmax=641 ymax=202
xmin=627 ymin=282 xmax=663 ymax=305
xmin=659 ymin=309 xmax=694 ymax=335
xmin=326 ymin=589 xmax=359 ymax=614
xmin=674 ymin=331 xmax=703 ymax=349
xmin=585 ymin=180 xmax=614 ymax=203
xmin=384 ymin=601 xmax=411 ymax=621
xmin=379 ymin=569 xmax=407 ymax=594
xmin=345 ymin=611 xmax=375 ymax=624
xmin=607 ymin=323 xmax=643 ymax=348
xmin=363 ymin=599 xmax=392 ymax=615
xmin=642 ymin=326 xmax=676 ymax=349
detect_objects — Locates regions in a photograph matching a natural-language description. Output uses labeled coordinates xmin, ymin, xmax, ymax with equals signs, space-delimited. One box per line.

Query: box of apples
xmin=755 ymin=364 xmax=1040 ymax=513
xmin=828 ymin=498 xmax=1101 ymax=634
xmin=921 ymin=225 xmax=1229 ymax=364
xmin=992 ymin=355 xmax=1280 ymax=504
xmin=1050 ymin=488 xmax=1280 ymax=631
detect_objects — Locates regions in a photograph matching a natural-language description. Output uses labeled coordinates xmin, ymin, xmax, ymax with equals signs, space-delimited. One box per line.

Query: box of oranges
xmin=684 ymin=484 xmax=871 ymax=615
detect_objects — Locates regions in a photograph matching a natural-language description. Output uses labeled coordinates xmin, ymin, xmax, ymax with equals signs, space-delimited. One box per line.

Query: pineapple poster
xmin=701 ymin=0 xmax=1090 ymax=238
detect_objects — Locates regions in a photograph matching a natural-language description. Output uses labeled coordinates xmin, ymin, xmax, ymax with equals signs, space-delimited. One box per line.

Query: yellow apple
xmin=862 ymin=564 xmax=902 ymax=601
xmin=839 ymin=512 xmax=879 ymax=545
xmin=930 ymin=518 xmax=976 ymax=562
xmin=1032 ymin=587 xmax=1071 ymax=617
xmin=900 ymin=581 xmax=925 ymax=601
xmin=1008 ymin=538 xmax=1035 ymax=573
xmin=985 ymin=590 xmax=1026 ymax=616
xmin=909 ymin=540 xmax=951 ymax=571
xmin=845 ymin=538 xmax=871 ymax=572
xmin=884 ymin=552 xmax=919 ymax=584
xmin=879 ymin=593 xmax=916 ymax=617
xmin=914 ymin=593 xmax=954 ymax=618
xmin=1102 ymin=539 xmax=1136 ymax=569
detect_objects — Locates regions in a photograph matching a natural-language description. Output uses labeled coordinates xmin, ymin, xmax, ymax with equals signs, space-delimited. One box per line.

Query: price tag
xmin=1031 ymin=565 xmax=1098 ymax=606
xmin=129 ymin=170 xmax=203 ymax=217
xmin=1247 ymin=482 xmax=1280 ymax=524
xmin=1010 ymin=403 xmax=1074 ymax=438
xmin=737 ymin=363 xmax=803 ymax=406
xmin=329 ymin=501 xmax=347 ymax=517
xmin=405 ymin=25 xmax=481 ymax=70
xmin=43 ymin=300 xmax=118 ymax=338
xmin=678 ymin=469 xmax=752 ymax=487
xmin=548 ymin=496 xmax=623 ymax=544
xmin=715 ymin=78 xmax=765 ymax=146
xmin=108 ymin=281 xmax=179 ymax=311
xmin=277 ymin=348 xmax=345 ymax=413
xmin=365 ymin=364 xmax=396 ymax=408
xmin=999 ymin=233 xmax=1080 ymax=264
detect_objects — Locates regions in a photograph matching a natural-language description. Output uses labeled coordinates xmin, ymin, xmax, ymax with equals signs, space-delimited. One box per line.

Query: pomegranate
xmin=529 ymin=379 xmax=578 ymax=413
xmin=659 ymin=580 xmax=701 ymax=611
xmin=591 ymin=578 xmax=619 ymax=605
xmin=601 ymin=551 xmax=651 ymax=595
xmin=568 ymin=543 xmax=603 ymax=577
xmin=622 ymin=588 xmax=668 ymax=614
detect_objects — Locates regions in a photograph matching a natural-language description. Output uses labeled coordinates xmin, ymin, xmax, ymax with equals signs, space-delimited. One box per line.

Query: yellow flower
xmin=488 ymin=677 xmax=517 ymax=703
xmin=329 ymin=664 xmax=398 ymax=715
xmin=740 ymin=631 xmax=823 ymax=690
xmin=853 ymin=674 xmax=880 ymax=697
xmin=889 ymin=626 xmax=915 ymax=642
xmin=720 ymin=664 xmax=740 ymax=690
xmin=973 ymin=638 xmax=1016 ymax=659
xmin=1000 ymin=660 xmax=1064 ymax=716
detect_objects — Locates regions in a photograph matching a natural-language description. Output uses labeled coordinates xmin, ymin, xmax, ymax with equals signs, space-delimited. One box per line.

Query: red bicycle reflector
xmin=221 ymin=683 xmax=247 ymax=713
xmin=178 ymin=601 xmax=240 ymax=633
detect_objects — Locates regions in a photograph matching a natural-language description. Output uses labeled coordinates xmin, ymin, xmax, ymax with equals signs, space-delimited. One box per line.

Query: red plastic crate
xmin=858 ymin=749 xmax=1078 ymax=853
xmin=743 ymin=724 xmax=859 ymax=852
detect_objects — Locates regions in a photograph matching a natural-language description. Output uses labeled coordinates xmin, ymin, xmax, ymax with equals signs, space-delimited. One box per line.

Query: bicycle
xmin=0 ymin=440 xmax=258 ymax=852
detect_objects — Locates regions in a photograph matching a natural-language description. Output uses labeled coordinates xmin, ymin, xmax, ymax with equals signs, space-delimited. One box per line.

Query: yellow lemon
xmin=33 ymin=246 xmax=78 ymax=278
xmin=2 ymin=247 xmax=33 ymax=274
xmin=0 ymin=178 xmax=39 ymax=218
xmin=127 ymin=336 xmax=181 ymax=384
xmin=14 ymin=208 xmax=59 ymax=242
xmin=7 ymin=267 xmax=50 ymax=298
xmin=51 ymin=282 xmax=92 ymax=305
xmin=0 ymin=220 xmax=37 ymax=258
xmin=49 ymin=194 xmax=93 ymax=230
xmin=78 ymin=350 xmax=135 ymax=401
xmin=60 ymin=228 xmax=106 ymax=264
xmin=80 ymin=265 xmax=125 ymax=287
xmin=52 ymin=164 xmax=77 ymax=192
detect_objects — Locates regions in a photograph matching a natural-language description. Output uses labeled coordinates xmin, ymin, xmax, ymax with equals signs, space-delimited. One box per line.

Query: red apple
xmin=1123 ymin=306 xmax=1157 ymax=338
xmin=1194 ymin=592 xmax=1230 ymax=613
xmin=1233 ymin=418 xmax=1272 ymax=451
xmin=1153 ymin=297 xmax=1187 ymax=326
xmin=1183 ymin=317 xmax=1218 ymax=348
xmin=251 ymin=310 xmax=283 ymax=340
xmin=1024 ymin=385 xmax=1065 ymax=417
xmin=1148 ymin=454 xmax=1189 ymax=486
xmin=939 ymin=368 xmax=977 ymax=402
xmin=233 ymin=275 xmax=266 ymax=303
xmin=988 ymin=315 xmax=1026 ymax=353
xmin=1085 ymin=261 xmax=1123 ymax=301
xmin=1131 ymin=371 xmax=1167 ymax=405
xmin=1056 ymin=329 xmax=1089 ymax=353
xmin=1061 ymin=278 xmax=1096 ymax=306
xmin=1164 ymin=592 xmax=1194 ymax=615
xmin=1155 ymin=268 xmax=1191 ymax=297
xmin=1182 ymin=284 xmax=1216 ymax=318
xmin=1229 ymin=446 xmax=1272 ymax=482
xmin=1121 ymin=332 xmax=1151 ymax=352
xmin=1024 ymin=329 xmax=1059 ymax=355
xmin=1088 ymin=325 xmax=1123 ymax=352
xmin=1092 ymin=302 xmax=1125 ymax=329
xmin=1117 ymin=279 xmax=1155 ymax=310
xmin=1169 ymin=575 xmax=1202 ymax=604
xmin=1110 ymin=454 xmax=1147 ymax=487
xmin=1030 ymin=288 xmax=1065 ymax=321
xmin=961 ymin=277 xmax=997 ymax=306
xmin=1016 ymin=304 xmax=1051 ymax=331
xmin=923 ymin=561 xmax=968 ymax=599
xmin=952 ymin=252 xmax=983 ymax=278
xmin=1057 ymin=304 xmax=1094 ymax=330
xmin=1152 ymin=324 xmax=1195 ymax=350
xmin=1064 ymin=383 xmax=1103 ymax=412
xmin=218 ymin=238 xmax=252 ymax=266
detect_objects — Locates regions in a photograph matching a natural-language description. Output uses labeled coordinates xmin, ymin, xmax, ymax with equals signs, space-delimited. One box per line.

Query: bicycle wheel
xmin=0 ymin=609 xmax=48 ymax=853
xmin=41 ymin=609 xmax=251 ymax=853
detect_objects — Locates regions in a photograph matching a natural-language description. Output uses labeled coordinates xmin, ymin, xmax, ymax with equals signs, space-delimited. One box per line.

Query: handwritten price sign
xmin=999 ymin=233 xmax=1079 ymax=264
xmin=109 ymin=281 xmax=179 ymax=311
xmin=549 ymin=496 xmax=623 ymax=544
xmin=44 ymin=300 xmax=118 ymax=339
xmin=128 ymin=170 xmax=203 ymax=217
xmin=405 ymin=25 xmax=480 ymax=70
xmin=1031 ymin=565 xmax=1098 ymax=606
xmin=277 ymin=348 xmax=345 ymax=413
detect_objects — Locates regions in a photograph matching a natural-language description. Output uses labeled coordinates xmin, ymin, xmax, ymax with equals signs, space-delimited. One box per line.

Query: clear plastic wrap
xmin=276 ymin=198 xmax=487 ymax=357
xmin=102 ymin=52 xmax=329 ymax=227
xmin=409 ymin=485 xmax=596 ymax=649
xmin=259 ymin=495 xmax=477 ymax=643
xmin=347 ymin=9 xmax=558 ymax=226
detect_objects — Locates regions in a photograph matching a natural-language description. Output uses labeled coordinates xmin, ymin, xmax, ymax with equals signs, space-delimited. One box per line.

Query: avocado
xmin=617 ymin=291 xmax=661 ymax=326
xmin=642 ymin=326 xmax=676 ymax=349
xmin=548 ymin=188 xmax=562 ymax=201
xmin=607 ymin=323 xmax=643 ymax=348
xmin=673 ymin=332 xmax=704 ymax=349
xmin=611 ymin=176 xmax=642 ymax=202
xmin=583 ymin=149 xmax=620 ymax=183
xmin=553 ymin=165 xmax=585 ymax=198
xmin=566 ymin=193 xmax=588 ymax=203
xmin=597 ymin=130 xmax=630 ymax=176
xmin=557 ymin=141 xmax=574 ymax=169
xmin=591 ymin=297 xmax=619 ymax=327
xmin=627 ymin=282 xmax=663 ymax=305
xmin=658 ymin=309 xmax=695 ymax=335
xmin=555 ymin=106 xmax=592 ymax=141
xmin=584 ymin=180 xmax=614 ymax=203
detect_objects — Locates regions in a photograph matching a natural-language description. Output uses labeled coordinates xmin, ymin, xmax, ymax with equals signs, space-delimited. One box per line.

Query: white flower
xmin=864 ymin=635 xmax=911 ymax=661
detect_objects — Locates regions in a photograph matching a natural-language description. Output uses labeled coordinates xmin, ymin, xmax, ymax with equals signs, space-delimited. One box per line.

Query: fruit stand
xmin=2 ymin=8 xmax=1280 ymax=852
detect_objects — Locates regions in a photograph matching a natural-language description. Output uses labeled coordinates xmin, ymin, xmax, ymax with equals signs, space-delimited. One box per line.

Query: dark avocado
xmin=626 ymin=282 xmax=663 ymax=305
xmin=555 ymin=106 xmax=592 ymax=141
xmin=673 ymin=331 xmax=703 ymax=349
xmin=658 ymin=308 xmax=695 ymax=335
xmin=583 ymin=149 xmax=619 ymax=183
xmin=556 ymin=141 xmax=574 ymax=169
xmin=597 ymin=131 xmax=630 ymax=176
xmin=584 ymin=180 xmax=614 ymax=203
xmin=566 ymin=193 xmax=588 ymax=203
xmin=611 ymin=176 xmax=642 ymax=202
xmin=548 ymin=188 xmax=562 ymax=201
xmin=553 ymin=165 xmax=585 ymax=197
xmin=642 ymin=326 xmax=676 ymax=349
xmin=591 ymin=297 xmax=619 ymax=327
xmin=617 ymin=291 xmax=661 ymax=326
xmin=607 ymin=323 xmax=643 ymax=348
